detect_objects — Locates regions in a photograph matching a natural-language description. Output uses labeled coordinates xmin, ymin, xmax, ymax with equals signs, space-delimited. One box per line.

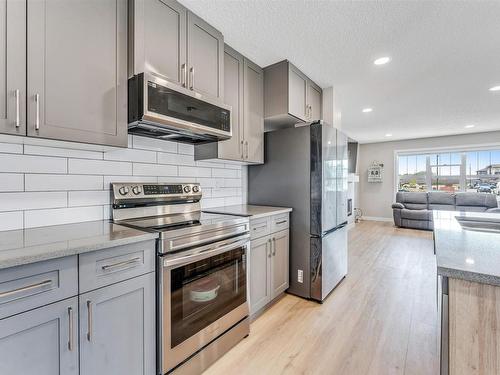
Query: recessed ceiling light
xmin=374 ymin=57 xmax=391 ymax=65
xmin=385 ymin=133 xmax=393 ymax=137
xmin=362 ymin=108 xmax=373 ymax=113
xmin=465 ymin=257 xmax=475 ymax=265
xmin=489 ymin=85 xmax=500 ymax=92
xmin=464 ymin=124 xmax=475 ymax=128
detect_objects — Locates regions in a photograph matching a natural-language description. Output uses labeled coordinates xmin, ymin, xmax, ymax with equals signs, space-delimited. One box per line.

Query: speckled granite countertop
xmin=0 ymin=221 xmax=158 ymax=270
xmin=434 ymin=211 xmax=500 ymax=286
xmin=203 ymin=204 xmax=292 ymax=219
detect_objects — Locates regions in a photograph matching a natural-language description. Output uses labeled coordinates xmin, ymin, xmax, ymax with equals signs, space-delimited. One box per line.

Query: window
xmin=397 ymin=148 xmax=500 ymax=195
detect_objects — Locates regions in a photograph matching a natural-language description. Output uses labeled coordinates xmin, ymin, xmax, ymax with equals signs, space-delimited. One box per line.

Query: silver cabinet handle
xmin=0 ymin=279 xmax=52 ymax=299
xmin=275 ymin=220 xmax=287 ymax=225
xmin=245 ymin=140 xmax=249 ymax=159
xmin=101 ymin=256 xmax=141 ymax=272
xmin=15 ymin=89 xmax=20 ymax=128
xmin=87 ymin=300 xmax=93 ymax=342
xmin=181 ymin=64 xmax=186 ymax=87
xmin=241 ymin=140 xmax=244 ymax=159
xmin=189 ymin=67 xmax=195 ymax=90
xmin=272 ymin=237 xmax=276 ymax=256
xmin=267 ymin=239 xmax=272 ymax=258
xmin=253 ymin=224 xmax=267 ymax=231
xmin=34 ymin=94 xmax=40 ymax=130
xmin=68 ymin=306 xmax=74 ymax=351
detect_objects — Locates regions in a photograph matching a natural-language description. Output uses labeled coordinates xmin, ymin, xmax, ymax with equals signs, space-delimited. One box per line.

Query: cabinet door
xmin=249 ymin=236 xmax=271 ymax=315
xmin=271 ymin=229 xmax=289 ymax=299
xmin=288 ymin=64 xmax=307 ymax=121
xmin=187 ymin=11 xmax=224 ymax=101
xmin=0 ymin=0 xmax=26 ymax=136
xmin=218 ymin=45 xmax=244 ymax=160
xmin=243 ymin=58 xmax=264 ymax=164
xmin=307 ymin=81 xmax=322 ymax=121
xmin=27 ymin=0 xmax=128 ymax=147
xmin=0 ymin=297 xmax=79 ymax=375
xmin=80 ymin=273 xmax=155 ymax=375
xmin=142 ymin=0 xmax=187 ymax=86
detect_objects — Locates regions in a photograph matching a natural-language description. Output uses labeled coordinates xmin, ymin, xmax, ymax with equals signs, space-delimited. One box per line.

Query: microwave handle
xmin=164 ymin=236 xmax=249 ymax=268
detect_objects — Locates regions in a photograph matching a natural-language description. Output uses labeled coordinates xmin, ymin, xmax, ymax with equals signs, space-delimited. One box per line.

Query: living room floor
xmin=204 ymin=221 xmax=438 ymax=375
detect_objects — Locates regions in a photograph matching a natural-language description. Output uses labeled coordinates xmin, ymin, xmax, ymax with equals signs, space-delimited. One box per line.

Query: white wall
xmin=0 ymin=135 xmax=246 ymax=230
xmin=358 ymin=131 xmax=500 ymax=219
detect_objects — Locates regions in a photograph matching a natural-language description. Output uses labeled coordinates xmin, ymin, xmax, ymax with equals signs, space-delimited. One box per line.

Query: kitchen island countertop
xmin=434 ymin=210 xmax=500 ymax=286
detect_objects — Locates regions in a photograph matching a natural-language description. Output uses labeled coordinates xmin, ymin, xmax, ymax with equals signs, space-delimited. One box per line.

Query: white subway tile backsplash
xmin=25 ymin=174 xmax=103 ymax=191
xmin=0 ymin=174 xmax=24 ymax=192
xmin=178 ymin=143 xmax=194 ymax=155
xmin=212 ymin=168 xmax=240 ymax=178
xmin=133 ymin=163 xmax=178 ymax=177
xmin=24 ymin=206 xmax=103 ymax=228
xmin=0 ymin=154 xmax=67 ymax=174
xmin=104 ymin=148 xmax=157 ymax=163
xmin=24 ymin=145 xmax=104 ymax=160
xmin=158 ymin=152 xmax=195 ymax=166
xmin=132 ymin=136 xmax=177 ymax=153
xmin=0 ymin=143 xmax=23 ymax=154
xmin=68 ymin=191 xmax=111 ymax=207
xmin=69 ymin=159 xmax=132 ymax=175
xmin=179 ymin=166 xmax=212 ymax=178
xmin=0 ymin=211 xmax=23 ymax=231
xmin=0 ymin=192 xmax=67 ymax=212
xmin=0 ymin=135 xmax=245 ymax=230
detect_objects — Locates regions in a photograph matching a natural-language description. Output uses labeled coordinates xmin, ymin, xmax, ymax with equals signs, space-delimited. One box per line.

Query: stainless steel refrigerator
xmin=248 ymin=120 xmax=348 ymax=302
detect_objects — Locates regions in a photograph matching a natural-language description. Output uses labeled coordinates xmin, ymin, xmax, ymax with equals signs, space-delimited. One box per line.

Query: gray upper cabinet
xmin=307 ymin=81 xmax=322 ymax=122
xmin=194 ymin=45 xmax=263 ymax=164
xmin=27 ymin=0 xmax=128 ymax=147
xmin=0 ymin=0 xmax=26 ymax=136
xmin=243 ymin=59 xmax=264 ymax=163
xmin=140 ymin=0 xmax=187 ymax=86
xmin=187 ymin=11 xmax=224 ymax=101
xmin=79 ymin=272 xmax=155 ymax=375
xmin=264 ymin=60 xmax=322 ymax=131
xmin=0 ymin=297 xmax=79 ymax=375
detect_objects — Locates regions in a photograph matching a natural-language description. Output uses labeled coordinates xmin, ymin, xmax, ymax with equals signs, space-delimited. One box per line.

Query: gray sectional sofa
xmin=392 ymin=192 xmax=500 ymax=230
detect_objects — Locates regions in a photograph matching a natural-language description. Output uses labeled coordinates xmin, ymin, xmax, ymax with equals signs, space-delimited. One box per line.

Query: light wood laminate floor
xmin=204 ymin=221 xmax=438 ymax=375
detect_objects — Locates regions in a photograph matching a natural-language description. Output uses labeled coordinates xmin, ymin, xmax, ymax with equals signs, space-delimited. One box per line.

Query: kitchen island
xmin=434 ymin=210 xmax=500 ymax=375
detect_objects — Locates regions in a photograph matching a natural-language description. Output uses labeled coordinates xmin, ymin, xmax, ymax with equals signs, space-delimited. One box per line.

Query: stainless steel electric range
xmin=111 ymin=182 xmax=250 ymax=375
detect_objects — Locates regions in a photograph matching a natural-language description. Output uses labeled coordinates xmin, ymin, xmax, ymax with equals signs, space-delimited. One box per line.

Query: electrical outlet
xmin=297 ymin=269 xmax=303 ymax=283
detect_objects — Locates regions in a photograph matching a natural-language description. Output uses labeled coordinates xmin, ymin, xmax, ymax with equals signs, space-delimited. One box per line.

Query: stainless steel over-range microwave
xmin=128 ymin=72 xmax=232 ymax=144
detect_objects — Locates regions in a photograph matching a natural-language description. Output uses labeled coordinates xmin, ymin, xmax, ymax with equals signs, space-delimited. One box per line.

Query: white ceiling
xmin=179 ymin=0 xmax=500 ymax=144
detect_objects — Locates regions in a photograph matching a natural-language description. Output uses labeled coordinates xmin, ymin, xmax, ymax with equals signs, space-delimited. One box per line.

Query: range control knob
xmin=132 ymin=186 xmax=142 ymax=195
xmin=192 ymin=185 xmax=200 ymax=193
xmin=118 ymin=186 xmax=130 ymax=196
xmin=183 ymin=185 xmax=191 ymax=194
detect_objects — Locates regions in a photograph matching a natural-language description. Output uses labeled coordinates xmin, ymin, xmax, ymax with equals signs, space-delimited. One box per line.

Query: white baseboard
xmin=361 ymin=216 xmax=393 ymax=222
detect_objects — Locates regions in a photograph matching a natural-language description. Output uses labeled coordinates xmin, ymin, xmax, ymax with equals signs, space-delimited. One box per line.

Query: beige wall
xmin=358 ymin=131 xmax=500 ymax=219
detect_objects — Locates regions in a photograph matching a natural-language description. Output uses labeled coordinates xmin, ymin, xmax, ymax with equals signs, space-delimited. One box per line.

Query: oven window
xmin=148 ymin=82 xmax=230 ymax=133
xmin=170 ymin=247 xmax=246 ymax=348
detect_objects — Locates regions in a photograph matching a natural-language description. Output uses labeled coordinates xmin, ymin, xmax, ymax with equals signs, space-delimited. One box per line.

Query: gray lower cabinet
xmin=194 ymin=45 xmax=264 ymax=164
xmin=79 ymin=272 xmax=155 ymax=375
xmin=27 ymin=0 xmax=128 ymax=147
xmin=0 ymin=0 xmax=26 ymax=136
xmin=249 ymin=215 xmax=290 ymax=316
xmin=0 ymin=297 xmax=79 ymax=375
xmin=264 ymin=60 xmax=322 ymax=131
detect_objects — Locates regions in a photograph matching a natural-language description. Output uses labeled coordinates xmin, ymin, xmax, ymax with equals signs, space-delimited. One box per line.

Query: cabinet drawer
xmin=250 ymin=217 xmax=271 ymax=240
xmin=271 ymin=213 xmax=290 ymax=233
xmin=79 ymin=240 xmax=155 ymax=293
xmin=0 ymin=256 xmax=78 ymax=320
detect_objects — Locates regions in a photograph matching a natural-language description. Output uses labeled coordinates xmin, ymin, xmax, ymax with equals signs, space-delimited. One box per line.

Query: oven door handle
xmin=163 ymin=236 xmax=249 ymax=268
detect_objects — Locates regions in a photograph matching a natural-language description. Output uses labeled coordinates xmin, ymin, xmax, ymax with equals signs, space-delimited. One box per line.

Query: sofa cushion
xmin=455 ymin=205 xmax=488 ymax=213
xmin=401 ymin=219 xmax=432 ymax=230
xmin=396 ymin=192 xmax=428 ymax=210
xmin=428 ymin=192 xmax=455 ymax=205
xmin=455 ymin=192 xmax=498 ymax=210
xmin=401 ymin=209 xmax=432 ymax=221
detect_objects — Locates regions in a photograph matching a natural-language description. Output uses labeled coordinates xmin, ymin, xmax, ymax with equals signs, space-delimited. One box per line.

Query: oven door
xmin=160 ymin=235 xmax=249 ymax=373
